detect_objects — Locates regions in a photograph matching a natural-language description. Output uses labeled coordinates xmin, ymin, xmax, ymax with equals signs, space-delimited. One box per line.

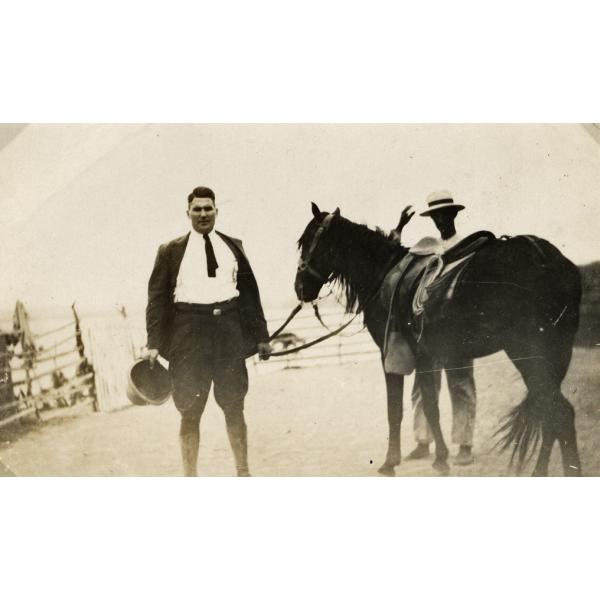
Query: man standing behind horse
xmin=393 ymin=191 xmax=477 ymax=466
xmin=145 ymin=186 xmax=272 ymax=476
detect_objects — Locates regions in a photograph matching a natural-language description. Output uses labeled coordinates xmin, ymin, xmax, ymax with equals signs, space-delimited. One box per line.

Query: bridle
xmin=265 ymin=212 xmax=342 ymax=355
xmin=297 ymin=212 xmax=336 ymax=287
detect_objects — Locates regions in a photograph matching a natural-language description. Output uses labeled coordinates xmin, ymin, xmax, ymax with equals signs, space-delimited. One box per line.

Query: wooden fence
xmin=0 ymin=303 xmax=97 ymax=429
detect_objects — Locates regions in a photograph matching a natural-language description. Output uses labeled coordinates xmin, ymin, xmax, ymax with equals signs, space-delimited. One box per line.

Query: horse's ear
xmin=311 ymin=202 xmax=322 ymax=221
xmin=333 ymin=207 xmax=340 ymax=216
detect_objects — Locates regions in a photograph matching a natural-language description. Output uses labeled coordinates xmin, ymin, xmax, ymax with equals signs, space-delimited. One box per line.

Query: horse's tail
xmin=494 ymin=393 xmax=544 ymax=473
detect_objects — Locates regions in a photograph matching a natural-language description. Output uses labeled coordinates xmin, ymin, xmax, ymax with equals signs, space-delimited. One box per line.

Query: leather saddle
xmin=381 ymin=231 xmax=495 ymax=374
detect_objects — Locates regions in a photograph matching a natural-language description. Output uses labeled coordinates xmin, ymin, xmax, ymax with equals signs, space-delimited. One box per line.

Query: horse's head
xmin=295 ymin=202 xmax=340 ymax=302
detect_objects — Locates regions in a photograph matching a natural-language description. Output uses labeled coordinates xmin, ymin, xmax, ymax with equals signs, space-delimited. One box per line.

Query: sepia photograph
xmin=3 ymin=3 xmax=600 ymax=600
xmin=1 ymin=123 xmax=598 ymax=478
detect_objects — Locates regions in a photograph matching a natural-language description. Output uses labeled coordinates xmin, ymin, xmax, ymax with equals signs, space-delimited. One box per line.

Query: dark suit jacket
xmin=146 ymin=231 xmax=270 ymax=360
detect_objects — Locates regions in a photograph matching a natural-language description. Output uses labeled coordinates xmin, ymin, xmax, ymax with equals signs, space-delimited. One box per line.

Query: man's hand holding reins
xmin=257 ymin=342 xmax=272 ymax=361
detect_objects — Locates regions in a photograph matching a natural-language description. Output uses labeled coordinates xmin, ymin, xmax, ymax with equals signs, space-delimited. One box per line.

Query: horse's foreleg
xmin=417 ymin=358 xmax=449 ymax=475
xmin=378 ymin=372 xmax=404 ymax=476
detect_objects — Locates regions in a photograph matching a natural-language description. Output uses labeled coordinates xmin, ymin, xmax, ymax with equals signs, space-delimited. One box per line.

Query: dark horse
xmin=295 ymin=203 xmax=582 ymax=476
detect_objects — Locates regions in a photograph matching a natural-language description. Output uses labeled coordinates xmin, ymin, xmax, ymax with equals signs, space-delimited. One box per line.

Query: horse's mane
xmin=298 ymin=215 xmax=404 ymax=313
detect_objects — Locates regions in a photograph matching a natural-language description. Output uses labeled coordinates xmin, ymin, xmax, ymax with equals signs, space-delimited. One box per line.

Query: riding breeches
xmin=168 ymin=308 xmax=249 ymax=428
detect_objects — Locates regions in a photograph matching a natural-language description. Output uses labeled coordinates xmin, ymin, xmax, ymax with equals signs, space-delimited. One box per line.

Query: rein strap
xmin=268 ymin=309 xmax=363 ymax=357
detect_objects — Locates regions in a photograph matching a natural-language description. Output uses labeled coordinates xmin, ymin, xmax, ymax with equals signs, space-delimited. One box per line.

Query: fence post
xmin=85 ymin=327 xmax=101 ymax=413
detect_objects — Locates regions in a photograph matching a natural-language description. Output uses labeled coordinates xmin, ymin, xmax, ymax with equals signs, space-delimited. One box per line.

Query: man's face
xmin=430 ymin=207 xmax=458 ymax=233
xmin=187 ymin=197 xmax=217 ymax=234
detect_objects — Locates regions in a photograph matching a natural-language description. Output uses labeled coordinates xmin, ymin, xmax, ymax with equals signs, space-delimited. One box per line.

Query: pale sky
xmin=1 ymin=124 xmax=599 ymax=314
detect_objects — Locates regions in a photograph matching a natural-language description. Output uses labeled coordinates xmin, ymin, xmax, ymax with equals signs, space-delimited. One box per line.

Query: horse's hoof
xmin=565 ymin=464 xmax=582 ymax=477
xmin=432 ymin=459 xmax=450 ymax=476
xmin=378 ymin=464 xmax=396 ymax=477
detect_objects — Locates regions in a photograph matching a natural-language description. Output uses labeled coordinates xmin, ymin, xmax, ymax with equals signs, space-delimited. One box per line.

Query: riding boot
xmin=180 ymin=431 xmax=200 ymax=477
xmin=453 ymin=444 xmax=474 ymax=466
xmin=226 ymin=419 xmax=250 ymax=476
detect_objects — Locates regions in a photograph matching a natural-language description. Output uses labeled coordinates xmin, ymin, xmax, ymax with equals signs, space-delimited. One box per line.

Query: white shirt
xmin=174 ymin=230 xmax=240 ymax=303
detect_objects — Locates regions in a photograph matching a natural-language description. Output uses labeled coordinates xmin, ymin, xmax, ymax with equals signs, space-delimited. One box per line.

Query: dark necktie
xmin=203 ymin=234 xmax=219 ymax=277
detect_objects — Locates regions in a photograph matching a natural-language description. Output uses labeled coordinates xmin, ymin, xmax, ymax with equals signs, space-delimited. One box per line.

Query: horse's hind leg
xmin=533 ymin=336 xmax=581 ymax=476
xmin=532 ymin=423 xmax=555 ymax=477
xmin=504 ymin=342 xmax=581 ymax=477
xmin=554 ymin=394 xmax=581 ymax=476
xmin=378 ymin=372 xmax=403 ymax=476
xmin=530 ymin=394 xmax=580 ymax=476
xmin=417 ymin=356 xmax=449 ymax=475
xmin=550 ymin=339 xmax=582 ymax=475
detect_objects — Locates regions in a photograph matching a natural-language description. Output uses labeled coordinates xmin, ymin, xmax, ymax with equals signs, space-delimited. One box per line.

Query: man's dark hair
xmin=187 ymin=186 xmax=216 ymax=205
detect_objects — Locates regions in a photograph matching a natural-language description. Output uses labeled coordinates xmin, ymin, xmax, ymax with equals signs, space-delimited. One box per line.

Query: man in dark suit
xmin=145 ymin=186 xmax=272 ymax=476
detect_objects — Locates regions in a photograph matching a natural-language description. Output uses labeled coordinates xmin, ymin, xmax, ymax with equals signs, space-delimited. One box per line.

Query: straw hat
xmin=420 ymin=190 xmax=465 ymax=216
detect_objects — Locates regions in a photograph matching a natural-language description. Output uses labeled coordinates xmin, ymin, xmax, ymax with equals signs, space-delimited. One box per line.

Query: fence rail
xmin=32 ymin=321 xmax=75 ymax=339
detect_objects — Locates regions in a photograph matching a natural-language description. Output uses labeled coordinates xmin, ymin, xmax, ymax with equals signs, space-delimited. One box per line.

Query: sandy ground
xmin=1 ymin=348 xmax=598 ymax=477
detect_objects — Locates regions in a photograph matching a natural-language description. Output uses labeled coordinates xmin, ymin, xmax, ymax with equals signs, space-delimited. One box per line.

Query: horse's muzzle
xmin=294 ymin=273 xmax=318 ymax=303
